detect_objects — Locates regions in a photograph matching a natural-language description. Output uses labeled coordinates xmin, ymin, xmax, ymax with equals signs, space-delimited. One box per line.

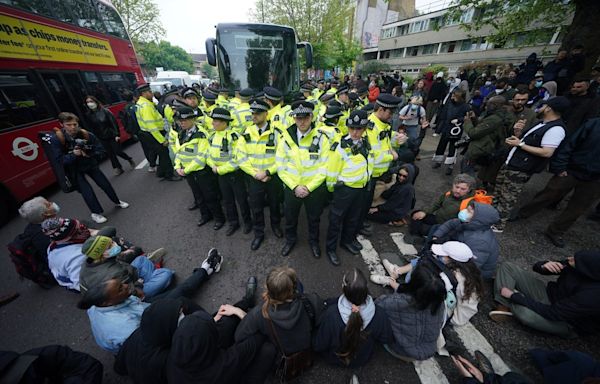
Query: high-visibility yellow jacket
xmin=237 ymin=122 xmax=281 ymax=177
xmin=173 ymin=126 xmax=209 ymax=174
xmin=228 ymin=97 xmax=241 ymax=111
xmin=268 ymin=104 xmax=287 ymax=131
xmin=136 ymin=97 xmax=166 ymax=143
xmin=326 ymin=87 xmax=337 ymax=95
xmin=203 ymin=104 xmax=216 ymax=131
xmin=276 ymin=124 xmax=329 ymax=192
xmin=206 ymin=129 xmax=247 ymax=175
xmin=316 ymin=121 xmax=341 ymax=144
xmin=231 ymin=102 xmax=253 ymax=134
xmin=216 ymin=95 xmax=229 ymax=109
xmin=326 ymin=136 xmax=374 ymax=192
xmin=367 ymin=114 xmax=394 ymax=178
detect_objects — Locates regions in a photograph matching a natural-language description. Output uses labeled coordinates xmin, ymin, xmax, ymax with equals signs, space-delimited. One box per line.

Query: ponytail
xmin=336 ymin=310 xmax=365 ymax=365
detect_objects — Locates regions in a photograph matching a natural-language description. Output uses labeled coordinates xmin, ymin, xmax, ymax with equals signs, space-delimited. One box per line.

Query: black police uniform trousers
xmin=218 ymin=170 xmax=251 ymax=227
xmin=246 ymin=174 xmax=281 ymax=238
xmin=188 ymin=169 xmax=225 ymax=222
xmin=138 ymin=131 xmax=174 ymax=178
xmin=358 ymin=177 xmax=377 ymax=232
xmin=326 ymin=185 xmax=366 ymax=252
xmin=283 ymin=183 xmax=327 ymax=245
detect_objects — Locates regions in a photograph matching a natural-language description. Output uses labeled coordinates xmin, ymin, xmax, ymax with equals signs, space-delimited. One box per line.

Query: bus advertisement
xmin=205 ymin=23 xmax=313 ymax=98
xmin=0 ymin=0 xmax=143 ymax=224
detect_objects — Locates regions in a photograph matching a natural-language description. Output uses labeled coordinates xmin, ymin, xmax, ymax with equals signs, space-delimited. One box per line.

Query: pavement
xmin=1 ymin=134 xmax=599 ymax=384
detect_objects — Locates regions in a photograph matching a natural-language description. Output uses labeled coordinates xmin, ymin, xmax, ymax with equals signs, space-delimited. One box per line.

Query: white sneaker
xmin=370 ymin=274 xmax=393 ymax=287
xmin=116 ymin=201 xmax=129 ymax=209
xmin=382 ymin=259 xmax=399 ymax=280
xmin=147 ymin=166 xmax=156 ymax=173
xmin=491 ymin=225 xmax=504 ymax=233
xmin=91 ymin=213 xmax=107 ymax=224
xmin=432 ymin=133 xmax=438 ymax=137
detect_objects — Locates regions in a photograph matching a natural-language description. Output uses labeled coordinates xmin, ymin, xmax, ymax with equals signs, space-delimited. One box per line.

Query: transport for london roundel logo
xmin=11 ymin=137 xmax=39 ymax=161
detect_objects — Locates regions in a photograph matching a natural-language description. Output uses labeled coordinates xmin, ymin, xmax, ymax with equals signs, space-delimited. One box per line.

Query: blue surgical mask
xmin=535 ymin=80 xmax=543 ymax=88
xmin=458 ymin=209 xmax=471 ymax=222
xmin=107 ymin=244 xmax=122 ymax=258
xmin=51 ymin=202 xmax=60 ymax=214
xmin=410 ymin=104 xmax=418 ymax=111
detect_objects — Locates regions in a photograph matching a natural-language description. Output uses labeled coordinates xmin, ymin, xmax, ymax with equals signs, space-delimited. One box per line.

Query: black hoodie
xmin=376 ymin=164 xmax=416 ymax=220
xmin=510 ymin=250 xmax=600 ymax=335
xmin=114 ymin=298 xmax=186 ymax=384
xmin=166 ymin=311 xmax=263 ymax=384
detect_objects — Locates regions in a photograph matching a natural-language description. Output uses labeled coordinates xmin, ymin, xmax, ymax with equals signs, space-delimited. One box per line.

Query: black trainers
xmin=201 ymin=248 xmax=223 ymax=275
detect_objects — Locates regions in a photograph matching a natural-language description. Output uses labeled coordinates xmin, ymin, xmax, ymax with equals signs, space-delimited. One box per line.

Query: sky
xmin=154 ymin=0 xmax=431 ymax=54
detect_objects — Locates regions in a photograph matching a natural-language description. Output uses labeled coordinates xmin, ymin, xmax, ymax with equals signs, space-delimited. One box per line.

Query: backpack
xmin=119 ymin=103 xmax=140 ymax=135
xmin=7 ymin=233 xmax=56 ymax=289
xmin=445 ymin=189 xmax=493 ymax=211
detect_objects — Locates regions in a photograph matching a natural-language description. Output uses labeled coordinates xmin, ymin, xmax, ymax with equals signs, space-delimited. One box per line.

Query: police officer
xmin=238 ymin=99 xmax=283 ymax=250
xmin=276 ymin=101 xmax=330 ymax=258
xmin=206 ymin=108 xmax=252 ymax=236
xmin=216 ymin=88 xmax=230 ymax=109
xmin=325 ymin=110 xmax=374 ymax=265
xmin=231 ymin=88 xmax=254 ymax=134
xmin=134 ymin=83 xmax=180 ymax=181
xmin=264 ymin=86 xmax=286 ymax=130
xmin=360 ymin=93 xmax=402 ymax=235
xmin=202 ymin=91 xmax=218 ymax=130
xmin=316 ymin=105 xmax=343 ymax=143
xmin=173 ymin=106 xmax=225 ymax=228
xmin=314 ymin=79 xmax=326 ymax=99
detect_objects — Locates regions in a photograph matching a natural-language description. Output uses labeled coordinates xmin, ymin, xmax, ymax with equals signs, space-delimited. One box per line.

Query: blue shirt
xmin=87 ymin=295 xmax=150 ymax=354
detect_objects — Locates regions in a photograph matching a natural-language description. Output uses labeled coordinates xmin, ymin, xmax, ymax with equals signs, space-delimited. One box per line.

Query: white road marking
xmin=356 ymin=235 xmax=386 ymax=276
xmin=453 ymin=322 xmax=511 ymax=375
xmin=413 ymin=358 xmax=451 ymax=384
xmin=135 ymin=159 xmax=148 ymax=169
xmin=390 ymin=232 xmax=419 ymax=255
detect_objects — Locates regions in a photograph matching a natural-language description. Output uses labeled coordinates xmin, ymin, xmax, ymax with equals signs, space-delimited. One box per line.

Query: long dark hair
xmin=77 ymin=281 xmax=109 ymax=310
xmin=446 ymin=259 xmax=485 ymax=302
xmin=261 ymin=266 xmax=297 ymax=319
xmin=398 ymin=263 xmax=446 ymax=315
xmin=336 ymin=268 xmax=369 ymax=365
xmin=84 ymin=95 xmax=104 ymax=108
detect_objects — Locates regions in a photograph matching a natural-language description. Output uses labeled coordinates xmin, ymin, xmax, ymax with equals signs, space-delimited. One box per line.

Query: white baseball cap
xmin=431 ymin=241 xmax=475 ymax=262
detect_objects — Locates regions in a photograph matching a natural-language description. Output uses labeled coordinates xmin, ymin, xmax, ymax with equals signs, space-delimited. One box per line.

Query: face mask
xmin=458 ymin=209 xmax=471 ymax=222
xmin=410 ymin=104 xmax=418 ymax=111
xmin=177 ymin=312 xmax=185 ymax=325
xmin=494 ymin=89 xmax=503 ymax=94
xmin=87 ymin=102 xmax=97 ymax=109
xmin=51 ymin=202 xmax=60 ymax=214
xmin=447 ymin=80 xmax=452 ymax=85
xmin=535 ymin=80 xmax=543 ymax=88
xmin=107 ymin=244 xmax=122 ymax=258
xmin=484 ymin=81 xmax=492 ymax=86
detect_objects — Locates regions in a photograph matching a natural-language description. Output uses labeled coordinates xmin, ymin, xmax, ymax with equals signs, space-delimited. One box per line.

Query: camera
xmin=74 ymin=138 xmax=93 ymax=152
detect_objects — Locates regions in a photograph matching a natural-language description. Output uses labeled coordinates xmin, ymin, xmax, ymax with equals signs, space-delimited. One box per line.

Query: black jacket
xmin=23 ymin=223 xmax=51 ymax=259
xmin=510 ymin=250 xmax=600 ymax=335
xmin=313 ymin=299 xmax=393 ymax=367
xmin=235 ymin=293 xmax=322 ymax=356
xmin=428 ymin=80 xmax=447 ymax=102
xmin=50 ymin=129 xmax=105 ymax=173
xmin=437 ymin=100 xmax=470 ymax=136
xmin=86 ymin=107 xmax=120 ymax=140
xmin=376 ymin=164 xmax=416 ymax=220
xmin=550 ymin=117 xmax=600 ymax=181
xmin=563 ymin=93 xmax=600 ymax=135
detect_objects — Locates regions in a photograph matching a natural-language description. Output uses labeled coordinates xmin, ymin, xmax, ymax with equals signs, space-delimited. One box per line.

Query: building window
xmin=398 ymin=25 xmax=409 ymax=35
xmin=421 ymin=44 xmax=436 ymax=55
xmin=390 ymin=48 xmax=403 ymax=58
xmin=381 ymin=27 xmax=397 ymax=39
xmin=409 ymin=19 xmax=429 ymax=33
xmin=460 ymin=39 xmax=479 ymax=51
xmin=440 ymin=41 xmax=456 ymax=53
xmin=407 ymin=47 xmax=418 ymax=56
xmin=380 ymin=50 xmax=391 ymax=59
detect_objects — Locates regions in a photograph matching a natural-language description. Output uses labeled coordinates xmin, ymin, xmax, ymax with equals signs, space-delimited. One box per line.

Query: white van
xmin=155 ymin=71 xmax=192 ymax=88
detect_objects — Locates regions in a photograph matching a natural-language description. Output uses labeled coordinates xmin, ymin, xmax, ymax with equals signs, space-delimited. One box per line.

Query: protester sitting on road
xmin=410 ymin=173 xmax=476 ymax=237
xmin=41 ymin=217 xmax=98 ymax=291
xmin=451 ymin=351 xmax=530 ymax=384
xmin=79 ymin=235 xmax=172 ymax=299
xmin=18 ymin=197 xmax=61 ymax=258
xmin=530 ymin=348 xmax=600 ymax=384
xmin=369 ymin=164 xmax=416 ymax=227
xmin=490 ymin=250 xmax=600 ymax=338
xmin=431 ymin=202 xmax=500 ymax=279
xmin=0 ymin=345 xmax=103 ymax=384
xmin=234 ymin=266 xmax=324 ymax=382
xmin=313 ymin=268 xmax=393 ymax=367
xmin=376 ymin=263 xmax=446 ymax=361
xmin=77 ymin=248 xmax=223 ymax=354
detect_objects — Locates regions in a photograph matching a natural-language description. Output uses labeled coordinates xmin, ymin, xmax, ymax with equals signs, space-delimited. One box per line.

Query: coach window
xmin=0 ymin=73 xmax=52 ymax=130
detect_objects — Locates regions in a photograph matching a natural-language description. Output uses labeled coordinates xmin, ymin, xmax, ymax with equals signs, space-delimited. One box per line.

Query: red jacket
xmin=368 ymin=86 xmax=380 ymax=103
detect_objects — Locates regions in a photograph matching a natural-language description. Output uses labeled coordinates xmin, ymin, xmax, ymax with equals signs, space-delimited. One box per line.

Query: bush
xmin=357 ymin=60 xmax=391 ymax=77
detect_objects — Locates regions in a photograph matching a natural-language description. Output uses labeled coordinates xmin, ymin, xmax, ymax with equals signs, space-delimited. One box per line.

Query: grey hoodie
xmin=432 ymin=202 xmax=500 ymax=279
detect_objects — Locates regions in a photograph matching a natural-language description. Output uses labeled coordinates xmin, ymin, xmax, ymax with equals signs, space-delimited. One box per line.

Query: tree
xmin=138 ymin=41 xmax=194 ymax=74
xmin=357 ymin=60 xmax=390 ymax=77
xmin=112 ymin=0 xmax=166 ymax=44
xmin=445 ymin=0 xmax=599 ymax=74
xmin=249 ymin=0 xmax=361 ymax=70
xmin=201 ymin=62 xmax=218 ymax=80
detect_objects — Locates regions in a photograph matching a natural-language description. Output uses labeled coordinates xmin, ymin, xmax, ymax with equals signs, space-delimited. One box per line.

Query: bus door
xmin=38 ymin=71 xmax=87 ymax=119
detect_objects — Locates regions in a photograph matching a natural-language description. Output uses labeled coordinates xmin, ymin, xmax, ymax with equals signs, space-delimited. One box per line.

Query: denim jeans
xmin=131 ymin=256 xmax=173 ymax=298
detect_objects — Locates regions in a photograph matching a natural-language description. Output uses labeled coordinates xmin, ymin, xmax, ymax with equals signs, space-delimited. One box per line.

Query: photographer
xmin=51 ymin=112 xmax=129 ymax=224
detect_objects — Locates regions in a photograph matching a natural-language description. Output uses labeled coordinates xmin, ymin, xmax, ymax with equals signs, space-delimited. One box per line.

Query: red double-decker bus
xmin=0 ymin=0 xmax=144 ymax=224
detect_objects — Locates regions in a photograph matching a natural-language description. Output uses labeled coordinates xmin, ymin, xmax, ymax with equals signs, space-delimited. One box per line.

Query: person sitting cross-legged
xmin=490 ymin=250 xmax=600 ymax=338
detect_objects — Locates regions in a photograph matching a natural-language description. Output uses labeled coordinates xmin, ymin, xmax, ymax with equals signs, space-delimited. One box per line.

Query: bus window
xmin=41 ymin=73 xmax=80 ymax=115
xmin=96 ymin=1 xmax=128 ymax=39
xmin=125 ymin=73 xmax=138 ymax=89
xmin=2 ymin=0 xmax=52 ymax=16
xmin=0 ymin=73 xmax=52 ymax=130
xmin=100 ymin=72 xmax=131 ymax=103
xmin=47 ymin=0 xmax=75 ymax=24
xmin=69 ymin=0 xmax=106 ymax=33
xmin=62 ymin=72 xmax=88 ymax=109
xmin=82 ymin=71 xmax=111 ymax=105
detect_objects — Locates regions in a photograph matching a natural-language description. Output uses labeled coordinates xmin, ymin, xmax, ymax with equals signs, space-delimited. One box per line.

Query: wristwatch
xmin=518 ymin=141 xmax=525 ymax=147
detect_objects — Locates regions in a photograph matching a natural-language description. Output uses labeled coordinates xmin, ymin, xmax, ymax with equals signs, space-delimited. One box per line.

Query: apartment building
xmin=364 ymin=5 xmax=571 ymax=75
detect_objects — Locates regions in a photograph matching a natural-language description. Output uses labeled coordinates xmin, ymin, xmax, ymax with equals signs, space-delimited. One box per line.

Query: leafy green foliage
xmin=250 ymin=0 xmax=361 ymax=70
xmin=201 ymin=62 xmax=217 ymax=80
xmin=138 ymin=41 xmax=194 ymax=74
xmin=111 ymin=0 xmax=165 ymax=44
xmin=357 ymin=60 xmax=390 ymax=77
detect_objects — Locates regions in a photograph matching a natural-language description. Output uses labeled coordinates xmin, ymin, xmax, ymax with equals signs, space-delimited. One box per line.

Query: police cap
xmin=319 ymin=92 xmax=335 ymax=103
xmin=174 ymin=106 xmax=196 ymax=120
xmin=300 ymin=83 xmax=314 ymax=92
xmin=331 ymin=78 xmax=340 ymax=85
xmin=239 ymin=88 xmax=254 ymax=98
xmin=324 ymin=106 xmax=343 ymax=119
xmin=346 ymin=110 xmax=369 ymax=129
xmin=202 ymin=91 xmax=217 ymax=101
xmin=136 ymin=83 xmax=151 ymax=93
xmin=249 ymin=99 xmax=269 ymax=113
xmin=181 ymin=87 xmax=199 ymax=99
xmin=263 ymin=86 xmax=283 ymax=101
xmin=376 ymin=93 xmax=402 ymax=109
xmin=290 ymin=101 xmax=314 ymax=117
xmin=328 ymin=100 xmax=343 ymax=108
xmin=362 ymin=103 xmax=375 ymax=113
xmin=206 ymin=87 xmax=219 ymax=96
xmin=348 ymin=92 xmax=360 ymax=101
xmin=218 ymin=87 xmax=229 ymax=94
xmin=292 ymin=92 xmax=306 ymax=102
xmin=317 ymin=79 xmax=325 ymax=84
xmin=336 ymin=86 xmax=349 ymax=95
xmin=210 ymin=107 xmax=233 ymax=122
xmin=358 ymin=86 xmax=368 ymax=95
xmin=255 ymin=91 xmax=265 ymax=99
